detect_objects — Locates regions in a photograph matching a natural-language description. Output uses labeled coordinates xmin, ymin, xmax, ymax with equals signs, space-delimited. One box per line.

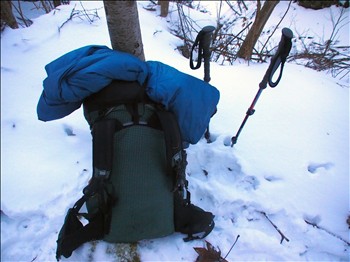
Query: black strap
xmin=57 ymin=119 xmax=119 ymax=261
xmin=56 ymin=208 xmax=105 ymax=260
xmin=155 ymin=110 xmax=182 ymax=172
xmin=92 ymin=119 xmax=121 ymax=178
xmin=125 ymin=103 xmax=140 ymax=124
xmin=83 ymin=80 xmax=145 ymax=114
xmin=174 ymin=190 xmax=215 ymax=242
xmin=190 ymin=31 xmax=204 ymax=70
xmin=154 ymin=109 xmax=189 ymax=199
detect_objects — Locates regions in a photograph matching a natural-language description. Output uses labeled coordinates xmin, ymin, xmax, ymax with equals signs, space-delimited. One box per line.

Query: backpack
xmin=56 ymin=80 xmax=215 ymax=260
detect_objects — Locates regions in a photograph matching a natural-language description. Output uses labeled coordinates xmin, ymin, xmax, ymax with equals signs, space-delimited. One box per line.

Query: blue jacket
xmin=37 ymin=45 xmax=219 ymax=144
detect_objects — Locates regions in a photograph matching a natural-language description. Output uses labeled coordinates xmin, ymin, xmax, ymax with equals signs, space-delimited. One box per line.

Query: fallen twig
xmin=304 ymin=219 xmax=350 ymax=246
xmin=223 ymin=235 xmax=240 ymax=260
xmin=58 ymin=4 xmax=100 ymax=32
xmin=260 ymin=211 xmax=290 ymax=244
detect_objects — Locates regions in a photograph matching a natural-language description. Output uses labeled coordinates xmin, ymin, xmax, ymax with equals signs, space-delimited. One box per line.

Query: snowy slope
xmin=1 ymin=1 xmax=349 ymax=261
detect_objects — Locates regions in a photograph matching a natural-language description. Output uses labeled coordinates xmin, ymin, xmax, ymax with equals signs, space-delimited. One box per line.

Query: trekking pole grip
xmin=278 ymin=28 xmax=294 ymax=63
xmin=201 ymin=26 xmax=216 ymax=82
xmin=259 ymin=28 xmax=293 ymax=89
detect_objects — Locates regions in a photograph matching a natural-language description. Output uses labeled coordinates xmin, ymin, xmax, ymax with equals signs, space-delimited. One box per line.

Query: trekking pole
xmin=190 ymin=25 xmax=216 ymax=141
xmin=231 ymin=28 xmax=293 ymax=147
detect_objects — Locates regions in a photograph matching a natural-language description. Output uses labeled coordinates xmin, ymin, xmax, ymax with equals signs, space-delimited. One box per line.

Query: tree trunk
xmin=237 ymin=0 xmax=279 ymax=60
xmin=297 ymin=0 xmax=338 ymax=10
xmin=53 ymin=0 xmax=61 ymax=8
xmin=40 ymin=0 xmax=52 ymax=13
xmin=160 ymin=1 xmax=169 ymax=17
xmin=103 ymin=0 xmax=145 ymax=61
xmin=1 ymin=1 xmax=18 ymax=29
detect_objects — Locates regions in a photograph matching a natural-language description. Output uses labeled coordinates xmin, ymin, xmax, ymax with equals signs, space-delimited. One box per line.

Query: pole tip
xmin=231 ymin=136 xmax=237 ymax=147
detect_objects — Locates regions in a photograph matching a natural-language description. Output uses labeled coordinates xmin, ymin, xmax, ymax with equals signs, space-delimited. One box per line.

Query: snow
xmin=1 ymin=1 xmax=349 ymax=261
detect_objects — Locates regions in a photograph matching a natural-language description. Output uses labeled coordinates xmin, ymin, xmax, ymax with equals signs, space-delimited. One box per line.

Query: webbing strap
xmin=57 ymin=119 xmax=119 ymax=261
xmin=190 ymin=31 xmax=204 ymax=70
xmin=56 ymin=209 xmax=105 ymax=260
xmin=92 ymin=119 xmax=121 ymax=178
xmin=155 ymin=110 xmax=182 ymax=174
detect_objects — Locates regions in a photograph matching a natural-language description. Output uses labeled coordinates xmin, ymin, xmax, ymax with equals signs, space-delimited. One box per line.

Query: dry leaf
xmin=194 ymin=241 xmax=228 ymax=262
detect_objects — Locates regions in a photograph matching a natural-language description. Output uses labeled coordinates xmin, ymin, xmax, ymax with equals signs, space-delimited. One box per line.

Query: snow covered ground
xmin=1 ymin=1 xmax=349 ymax=261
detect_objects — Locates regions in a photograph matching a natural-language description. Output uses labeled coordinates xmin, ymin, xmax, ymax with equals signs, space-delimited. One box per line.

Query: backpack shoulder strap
xmin=155 ymin=109 xmax=215 ymax=241
xmin=92 ymin=119 xmax=122 ymax=178
xmin=155 ymin=109 xmax=188 ymax=191
xmin=56 ymin=119 xmax=119 ymax=261
xmin=155 ymin=110 xmax=181 ymax=168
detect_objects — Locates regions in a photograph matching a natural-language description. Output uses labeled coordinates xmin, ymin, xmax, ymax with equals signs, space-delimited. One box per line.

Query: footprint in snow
xmin=63 ymin=124 xmax=76 ymax=136
xmin=264 ymin=175 xmax=283 ymax=182
xmin=223 ymin=136 xmax=232 ymax=147
xmin=1 ymin=210 xmax=13 ymax=223
xmin=237 ymin=175 xmax=260 ymax=190
xmin=307 ymin=162 xmax=334 ymax=174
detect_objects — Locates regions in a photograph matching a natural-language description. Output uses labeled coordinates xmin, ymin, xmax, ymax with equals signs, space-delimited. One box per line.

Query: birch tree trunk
xmin=237 ymin=0 xmax=279 ymax=60
xmin=103 ymin=0 xmax=145 ymax=61
xmin=1 ymin=1 xmax=18 ymax=29
xmin=160 ymin=1 xmax=169 ymax=17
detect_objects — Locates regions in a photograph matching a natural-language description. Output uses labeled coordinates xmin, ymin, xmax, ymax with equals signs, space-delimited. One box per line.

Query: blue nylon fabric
xmin=146 ymin=61 xmax=219 ymax=144
xmin=37 ymin=45 xmax=148 ymax=121
xmin=37 ymin=45 xmax=220 ymax=144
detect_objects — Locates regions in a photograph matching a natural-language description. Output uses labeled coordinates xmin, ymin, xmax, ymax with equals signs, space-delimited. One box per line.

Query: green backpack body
xmin=56 ymin=80 xmax=214 ymax=260
xmin=86 ymin=104 xmax=175 ymax=243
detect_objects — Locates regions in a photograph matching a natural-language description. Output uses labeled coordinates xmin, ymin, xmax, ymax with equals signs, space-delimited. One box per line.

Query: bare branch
xmin=260 ymin=211 xmax=290 ymax=244
xmin=305 ymin=219 xmax=350 ymax=246
xmin=260 ymin=0 xmax=292 ymax=55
